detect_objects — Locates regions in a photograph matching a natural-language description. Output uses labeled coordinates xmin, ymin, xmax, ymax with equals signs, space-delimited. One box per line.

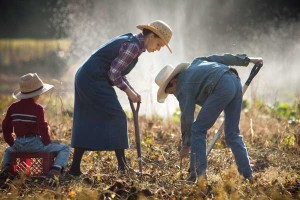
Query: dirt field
xmin=0 ymin=94 xmax=299 ymax=199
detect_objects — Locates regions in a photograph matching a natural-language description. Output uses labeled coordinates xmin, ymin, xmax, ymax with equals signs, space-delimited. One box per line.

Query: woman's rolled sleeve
xmin=108 ymin=42 xmax=139 ymax=90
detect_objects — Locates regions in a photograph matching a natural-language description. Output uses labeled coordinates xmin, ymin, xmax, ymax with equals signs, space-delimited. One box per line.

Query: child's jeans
xmin=1 ymin=136 xmax=70 ymax=170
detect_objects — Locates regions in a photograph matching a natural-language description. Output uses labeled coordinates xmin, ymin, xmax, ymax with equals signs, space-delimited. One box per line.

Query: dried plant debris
xmin=0 ymin=97 xmax=299 ymax=199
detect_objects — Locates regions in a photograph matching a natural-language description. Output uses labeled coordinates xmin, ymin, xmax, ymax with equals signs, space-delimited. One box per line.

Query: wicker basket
xmin=10 ymin=152 xmax=56 ymax=176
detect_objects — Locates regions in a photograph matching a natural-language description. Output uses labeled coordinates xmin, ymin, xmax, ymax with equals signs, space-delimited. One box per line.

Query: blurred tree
xmin=0 ymin=0 xmax=68 ymax=38
xmin=0 ymin=0 xmax=299 ymax=39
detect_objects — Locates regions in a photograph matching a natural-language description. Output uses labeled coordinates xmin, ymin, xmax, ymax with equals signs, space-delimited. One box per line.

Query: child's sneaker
xmin=0 ymin=166 xmax=11 ymax=180
xmin=0 ymin=166 xmax=15 ymax=188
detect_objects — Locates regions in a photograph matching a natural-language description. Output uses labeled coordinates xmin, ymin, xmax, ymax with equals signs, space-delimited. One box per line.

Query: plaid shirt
xmin=108 ymin=33 xmax=145 ymax=90
xmin=2 ymin=98 xmax=51 ymax=146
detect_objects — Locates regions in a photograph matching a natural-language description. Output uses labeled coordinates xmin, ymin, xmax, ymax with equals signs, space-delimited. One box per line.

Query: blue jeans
xmin=190 ymin=73 xmax=253 ymax=178
xmin=2 ymin=136 xmax=70 ymax=170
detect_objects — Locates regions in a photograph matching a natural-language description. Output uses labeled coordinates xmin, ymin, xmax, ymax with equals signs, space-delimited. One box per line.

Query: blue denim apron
xmin=71 ymin=33 xmax=141 ymax=150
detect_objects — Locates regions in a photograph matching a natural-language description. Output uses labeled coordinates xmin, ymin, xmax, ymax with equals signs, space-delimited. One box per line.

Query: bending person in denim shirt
xmin=155 ymin=53 xmax=263 ymax=182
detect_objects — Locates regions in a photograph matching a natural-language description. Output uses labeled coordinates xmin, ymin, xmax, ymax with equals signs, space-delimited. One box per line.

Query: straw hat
xmin=13 ymin=73 xmax=54 ymax=99
xmin=137 ymin=20 xmax=173 ymax=53
xmin=155 ymin=63 xmax=190 ymax=103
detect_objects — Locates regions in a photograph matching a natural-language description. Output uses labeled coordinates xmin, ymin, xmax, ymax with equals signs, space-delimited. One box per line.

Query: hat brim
xmin=157 ymin=63 xmax=190 ymax=103
xmin=137 ymin=24 xmax=172 ymax=53
xmin=12 ymin=83 xmax=54 ymax=99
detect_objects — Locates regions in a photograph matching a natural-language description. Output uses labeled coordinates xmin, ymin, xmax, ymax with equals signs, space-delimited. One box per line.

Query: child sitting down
xmin=1 ymin=73 xmax=70 ymax=177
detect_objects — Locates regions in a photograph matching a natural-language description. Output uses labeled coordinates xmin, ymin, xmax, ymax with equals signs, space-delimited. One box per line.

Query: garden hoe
xmin=129 ymin=100 xmax=143 ymax=175
xmin=206 ymin=62 xmax=263 ymax=157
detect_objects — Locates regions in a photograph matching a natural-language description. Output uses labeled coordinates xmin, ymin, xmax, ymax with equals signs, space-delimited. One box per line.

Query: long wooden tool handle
xmin=129 ymin=100 xmax=142 ymax=173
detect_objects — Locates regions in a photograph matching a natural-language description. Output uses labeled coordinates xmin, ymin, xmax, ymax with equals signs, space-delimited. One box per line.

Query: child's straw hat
xmin=13 ymin=73 xmax=54 ymax=99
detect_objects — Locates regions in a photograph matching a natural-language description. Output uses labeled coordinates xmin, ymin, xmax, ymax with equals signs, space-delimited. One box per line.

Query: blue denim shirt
xmin=175 ymin=54 xmax=250 ymax=146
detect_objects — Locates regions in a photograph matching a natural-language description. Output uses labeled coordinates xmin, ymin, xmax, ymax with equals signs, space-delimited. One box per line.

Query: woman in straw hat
xmin=69 ymin=20 xmax=173 ymax=176
xmin=1 ymin=73 xmax=70 ymax=177
xmin=155 ymin=54 xmax=263 ymax=183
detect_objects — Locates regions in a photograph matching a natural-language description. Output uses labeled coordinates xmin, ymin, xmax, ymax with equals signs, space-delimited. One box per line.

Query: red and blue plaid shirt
xmin=2 ymin=98 xmax=51 ymax=146
xmin=108 ymin=33 xmax=145 ymax=90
